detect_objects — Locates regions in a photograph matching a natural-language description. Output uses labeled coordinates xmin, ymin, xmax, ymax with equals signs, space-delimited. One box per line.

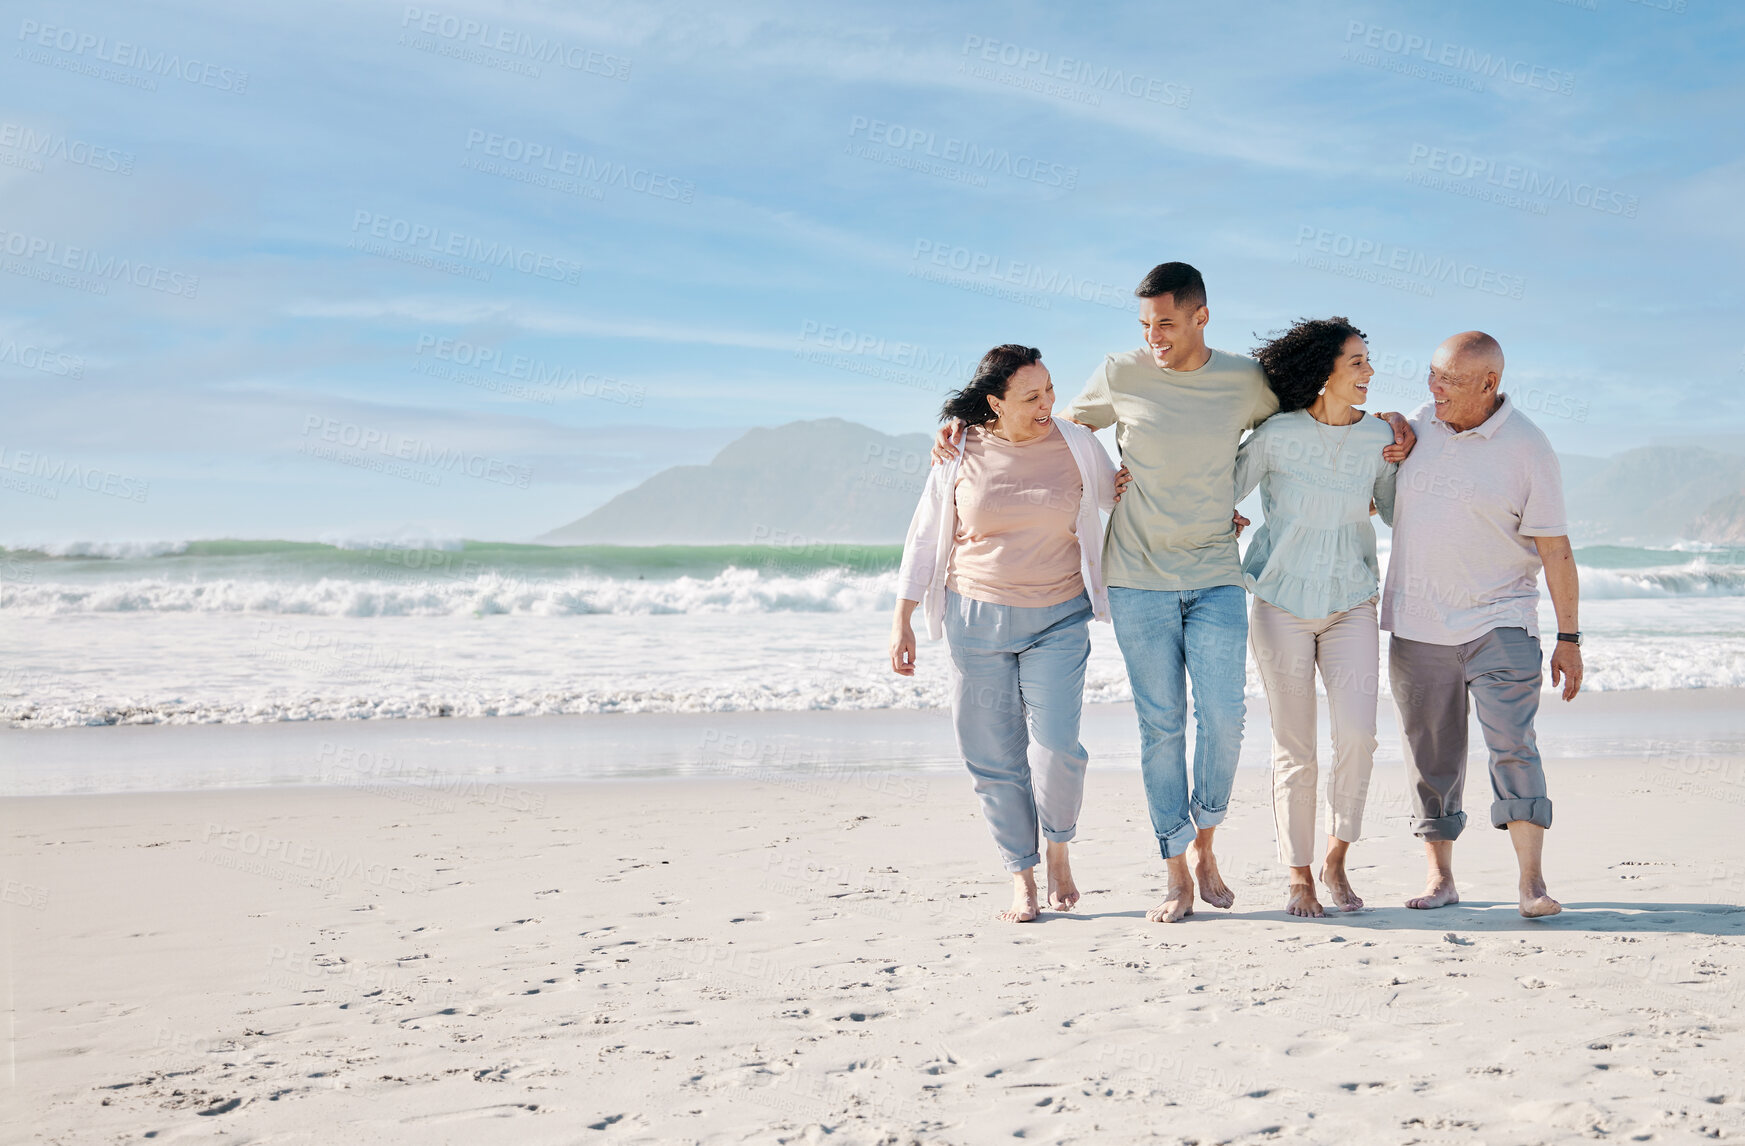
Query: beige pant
xmin=1249 ymin=597 xmax=1380 ymax=867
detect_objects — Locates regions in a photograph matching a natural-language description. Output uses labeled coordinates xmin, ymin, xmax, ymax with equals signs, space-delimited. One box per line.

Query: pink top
xmin=946 ymin=423 xmax=1085 ymax=607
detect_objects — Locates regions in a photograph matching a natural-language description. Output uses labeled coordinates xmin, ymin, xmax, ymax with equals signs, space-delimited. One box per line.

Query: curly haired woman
xmin=1236 ymin=318 xmax=1397 ymax=917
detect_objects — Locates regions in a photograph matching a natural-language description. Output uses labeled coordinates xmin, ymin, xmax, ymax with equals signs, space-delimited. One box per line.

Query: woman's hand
xmin=931 ymin=420 xmax=964 ymax=466
xmin=1233 ymin=510 xmax=1251 ymax=539
xmin=1114 ymin=465 xmax=1132 ymax=503
xmin=890 ymin=617 xmax=917 ymax=676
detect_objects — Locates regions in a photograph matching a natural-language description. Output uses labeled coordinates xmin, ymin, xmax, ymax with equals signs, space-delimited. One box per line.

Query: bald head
xmin=1428 ymin=331 xmax=1506 ymax=431
xmin=1439 ymin=330 xmax=1504 ymax=378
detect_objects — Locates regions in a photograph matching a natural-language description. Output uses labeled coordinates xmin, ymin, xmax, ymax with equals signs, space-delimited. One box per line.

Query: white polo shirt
xmin=1380 ymin=394 xmax=1567 ymax=645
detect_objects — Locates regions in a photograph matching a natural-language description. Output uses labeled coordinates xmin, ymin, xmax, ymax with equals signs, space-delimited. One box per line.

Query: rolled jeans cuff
xmin=1156 ymin=819 xmax=1197 ymax=860
xmin=1190 ymin=795 xmax=1229 ymax=831
xmin=1415 ymin=810 xmax=1467 ymax=842
xmin=1041 ymin=824 xmax=1077 ymax=844
xmin=1004 ymin=850 xmax=1041 ymax=874
xmin=1492 ymin=797 xmax=1552 ymax=830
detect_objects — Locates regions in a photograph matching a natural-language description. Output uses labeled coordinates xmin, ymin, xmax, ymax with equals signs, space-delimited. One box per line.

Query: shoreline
xmin=5 ymin=687 xmax=1743 ymax=798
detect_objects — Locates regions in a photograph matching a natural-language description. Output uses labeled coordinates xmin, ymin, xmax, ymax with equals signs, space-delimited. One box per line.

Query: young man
xmin=1382 ymin=331 xmax=1581 ymax=919
xmin=935 ymin=263 xmax=1413 ymax=922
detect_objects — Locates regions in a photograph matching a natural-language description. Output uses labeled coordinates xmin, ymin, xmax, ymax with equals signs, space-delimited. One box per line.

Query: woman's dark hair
xmin=1252 ymin=317 xmax=1368 ymax=413
xmin=941 ymin=344 xmax=1042 ymax=425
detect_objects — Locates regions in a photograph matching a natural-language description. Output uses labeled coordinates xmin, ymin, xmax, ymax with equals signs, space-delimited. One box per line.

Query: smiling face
xmin=987 ymin=362 xmax=1055 ymax=433
xmin=1322 ymin=334 xmax=1376 ymax=409
xmin=1428 ymin=337 xmax=1502 ymax=430
xmin=1138 ymin=292 xmax=1209 ymax=370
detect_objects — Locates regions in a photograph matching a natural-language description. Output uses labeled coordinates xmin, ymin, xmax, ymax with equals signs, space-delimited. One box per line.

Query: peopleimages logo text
xmin=959 ymin=36 xmax=1190 ymax=106
xmin=0 ymin=227 xmax=199 ymax=298
xmin=1295 ymin=226 xmax=1525 ymax=300
xmin=0 ymin=122 xmax=133 ymax=174
xmin=1343 ymin=22 xmax=1574 ymax=95
xmin=847 ymin=117 xmax=1077 ymax=189
xmin=349 ymin=211 xmax=582 ymax=285
xmin=463 ymin=130 xmax=693 ymax=202
xmin=910 ymin=240 xmax=1129 ymax=310
xmin=0 ymin=338 xmax=83 ymax=378
xmin=1408 ymin=145 xmax=1637 ymax=218
xmin=16 ymin=19 xmax=249 ymax=92
xmin=299 ymin=417 xmax=533 ymax=489
xmin=0 ymin=446 xmax=149 ymax=501
xmin=400 ymin=7 xmax=629 ymax=79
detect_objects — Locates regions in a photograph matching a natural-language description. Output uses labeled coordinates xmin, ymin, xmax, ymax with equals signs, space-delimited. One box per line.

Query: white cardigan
xmin=894 ymin=418 xmax=1117 ymax=640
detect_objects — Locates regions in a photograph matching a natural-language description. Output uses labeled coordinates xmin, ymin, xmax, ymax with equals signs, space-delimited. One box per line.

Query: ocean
xmin=4 ymin=539 xmax=1744 ymax=731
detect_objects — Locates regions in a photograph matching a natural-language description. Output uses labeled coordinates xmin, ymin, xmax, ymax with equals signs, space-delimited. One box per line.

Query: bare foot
xmin=1508 ymin=823 xmax=1559 ymax=918
xmin=1519 ymin=879 xmax=1561 ymax=918
xmin=999 ymin=871 xmax=1039 ymax=923
xmin=1045 ymin=841 xmax=1079 ymax=912
xmin=1146 ymin=874 xmax=1195 ymax=923
xmin=1406 ymin=875 xmax=1459 ymax=910
xmin=1319 ymin=862 xmax=1364 ymax=912
xmin=1285 ymin=879 xmax=1325 ymax=918
xmin=1189 ymin=841 xmax=1235 ymax=909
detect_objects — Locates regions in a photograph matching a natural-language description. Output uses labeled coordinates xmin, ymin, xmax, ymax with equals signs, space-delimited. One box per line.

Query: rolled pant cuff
xmin=1157 ymin=823 xmax=1196 ymax=860
xmin=1190 ymin=798 xmax=1229 ymax=830
xmin=1414 ymin=810 xmax=1468 ymax=842
xmin=1004 ymin=851 xmax=1041 ymax=873
xmin=1491 ymin=798 xmax=1552 ymax=830
xmin=1041 ymin=825 xmax=1077 ymax=844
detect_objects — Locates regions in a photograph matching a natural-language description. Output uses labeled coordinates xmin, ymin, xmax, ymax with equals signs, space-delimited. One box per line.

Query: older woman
xmin=1236 ymin=317 xmax=1397 ymax=917
xmin=890 ymin=345 xmax=1118 ymax=923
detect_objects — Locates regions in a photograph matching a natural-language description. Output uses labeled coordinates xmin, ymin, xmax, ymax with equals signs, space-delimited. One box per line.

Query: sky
xmin=2 ymin=0 xmax=1742 ymax=545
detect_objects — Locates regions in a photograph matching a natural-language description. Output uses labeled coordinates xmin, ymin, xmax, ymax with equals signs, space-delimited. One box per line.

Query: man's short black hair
xmin=1134 ymin=262 xmax=1207 ymax=311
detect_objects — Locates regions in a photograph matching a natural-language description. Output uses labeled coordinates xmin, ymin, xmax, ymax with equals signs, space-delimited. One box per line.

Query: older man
xmin=1381 ymin=331 xmax=1582 ymax=919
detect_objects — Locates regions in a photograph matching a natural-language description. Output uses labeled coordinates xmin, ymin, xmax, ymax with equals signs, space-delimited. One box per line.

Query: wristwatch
xmin=1556 ymin=632 xmax=1582 ymax=646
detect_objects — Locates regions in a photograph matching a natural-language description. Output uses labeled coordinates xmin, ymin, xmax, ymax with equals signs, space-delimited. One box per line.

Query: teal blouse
xmin=1234 ymin=410 xmax=1398 ymax=620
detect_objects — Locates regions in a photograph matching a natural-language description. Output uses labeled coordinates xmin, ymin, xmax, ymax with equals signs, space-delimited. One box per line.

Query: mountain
xmin=538 ymin=422 xmax=1745 ymax=548
xmin=1562 ymin=446 xmax=1745 ymax=545
xmin=1556 ymin=453 xmax=1610 ymax=494
xmin=536 ymin=418 xmax=936 ymax=545
xmin=1689 ymin=490 xmax=1745 ymax=545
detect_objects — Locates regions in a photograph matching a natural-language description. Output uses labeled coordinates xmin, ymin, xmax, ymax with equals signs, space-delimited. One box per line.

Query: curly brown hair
xmin=1252 ymin=317 xmax=1368 ymax=413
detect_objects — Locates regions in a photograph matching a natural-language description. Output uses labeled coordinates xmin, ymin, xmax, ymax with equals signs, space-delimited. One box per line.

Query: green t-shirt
xmin=1063 ymin=346 xmax=1279 ymax=592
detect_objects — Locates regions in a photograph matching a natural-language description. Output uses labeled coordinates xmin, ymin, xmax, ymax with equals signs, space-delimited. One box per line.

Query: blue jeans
xmin=1108 ymin=585 xmax=1249 ymax=859
xmin=945 ymin=589 xmax=1093 ymax=873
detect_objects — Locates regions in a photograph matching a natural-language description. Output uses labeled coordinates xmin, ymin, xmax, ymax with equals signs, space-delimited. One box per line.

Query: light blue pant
xmin=945 ymin=589 xmax=1093 ymax=873
xmin=1108 ymin=585 xmax=1249 ymax=859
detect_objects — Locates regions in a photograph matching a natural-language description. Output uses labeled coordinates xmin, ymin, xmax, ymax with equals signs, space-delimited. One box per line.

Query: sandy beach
xmin=7 ymin=690 xmax=1745 ymax=1144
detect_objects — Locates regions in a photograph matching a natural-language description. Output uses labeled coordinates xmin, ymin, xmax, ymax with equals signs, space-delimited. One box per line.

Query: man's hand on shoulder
xmin=1375 ymin=411 xmax=1415 ymax=463
xmin=931 ymin=420 xmax=964 ymax=466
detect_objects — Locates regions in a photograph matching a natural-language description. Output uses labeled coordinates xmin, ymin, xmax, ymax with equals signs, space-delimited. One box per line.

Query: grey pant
xmin=946 ymin=589 xmax=1092 ymax=872
xmin=1389 ymin=627 xmax=1552 ymax=841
